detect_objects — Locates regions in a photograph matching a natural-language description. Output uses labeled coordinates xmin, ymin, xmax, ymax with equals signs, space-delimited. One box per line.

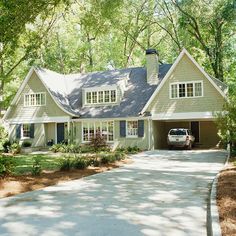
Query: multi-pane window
xmin=195 ymin=82 xmax=202 ymax=96
xmin=179 ymin=84 xmax=186 ymax=97
xmin=22 ymin=124 xmax=30 ymax=138
xmin=171 ymin=84 xmax=178 ymax=98
xmin=24 ymin=93 xmax=46 ymax=106
xmin=127 ymin=121 xmax=138 ymax=137
xmin=187 ymin=83 xmax=194 ymax=97
xmin=85 ymin=89 xmax=117 ymax=104
xmin=82 ymin=121 xmax=114 ymax=142
xmin=170 ymin=81 xmax=203 ymax=99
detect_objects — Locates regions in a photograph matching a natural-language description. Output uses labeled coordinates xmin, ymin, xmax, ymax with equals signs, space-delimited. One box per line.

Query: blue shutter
xmin=138 ymin=120 xmax=144 ymax=137
xmin=120 ymin=121 xmax=126 ymax=137
xmin=30 ymin=124 xmax=34 ymax=138
xmin=16 ymin=124 xmax=21 ymax=139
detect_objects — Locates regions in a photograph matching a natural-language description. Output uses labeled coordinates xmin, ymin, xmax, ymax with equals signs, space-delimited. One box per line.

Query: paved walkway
xmin=0 ymin=150 xmax=226 ymax=236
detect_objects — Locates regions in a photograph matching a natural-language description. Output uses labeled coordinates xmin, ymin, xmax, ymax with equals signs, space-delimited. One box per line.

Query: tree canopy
xmin=0 ymin=0 xmax=235 ymax=111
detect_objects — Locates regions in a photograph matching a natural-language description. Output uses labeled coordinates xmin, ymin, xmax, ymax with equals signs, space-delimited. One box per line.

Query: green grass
xmin=13 ymin=154 xmax=62 ymax=175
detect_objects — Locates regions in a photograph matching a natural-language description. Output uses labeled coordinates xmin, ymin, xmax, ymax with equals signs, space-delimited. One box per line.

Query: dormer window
xmin=85 ymin=88 xmax=117 ymax=105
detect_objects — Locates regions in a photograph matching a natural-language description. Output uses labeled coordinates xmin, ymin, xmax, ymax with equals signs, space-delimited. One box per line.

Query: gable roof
xmin=141 ymin=48 xmax=227 ymax=114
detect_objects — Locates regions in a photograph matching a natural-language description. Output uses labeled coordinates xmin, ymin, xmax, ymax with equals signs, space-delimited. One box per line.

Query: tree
xmin=172 ymin=0 xmax=236 ymax=81
xmin=0 ymin=0 xmax=70 ymax=112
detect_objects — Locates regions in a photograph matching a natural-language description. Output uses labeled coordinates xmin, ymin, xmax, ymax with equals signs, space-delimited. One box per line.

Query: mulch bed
xmin=217 ymin=160 xmax=236 ymax=236
xmin=0 ymin=159 xmax=132 ymax=198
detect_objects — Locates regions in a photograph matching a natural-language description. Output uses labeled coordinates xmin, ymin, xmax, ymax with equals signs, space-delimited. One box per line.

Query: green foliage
xmin=0 ymin=155 xmax=15 ymax=177
xmin=116 ymin=146 xmax=140 ymax=154
xmin=100 ymin=154 xmax=116 ymax=164
xmin=31 ymin=156 xmax=42 ymax=176
xmin=216 ymin=92 xmax=236 ymax=156
xmin=59 ymin=157 xmax=73 ymax=171
xmin=9 ymin=143 xmax=21 ymax=154
xmin=73 ymin=157 xmax=89 ymax=169
xmin=89 ymin=131 xmax=107 ymax=152
xmin=22 ymin=141 xmax=32 ymax=148
xmin=49 ymin=143 xmax=81 ymax=153
xmin=0 ymin=126 xmax=9 ymax=153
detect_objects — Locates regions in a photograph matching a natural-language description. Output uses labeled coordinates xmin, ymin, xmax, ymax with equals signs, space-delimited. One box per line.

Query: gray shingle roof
xmin=35 ymin=64 xmax=227 ymax=119
xmin=36 ymin=64 xmax=172 ymax=118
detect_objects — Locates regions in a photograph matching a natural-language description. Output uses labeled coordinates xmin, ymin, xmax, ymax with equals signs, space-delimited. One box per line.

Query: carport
xmin=152 ymin=120 xmax=220 ymax=149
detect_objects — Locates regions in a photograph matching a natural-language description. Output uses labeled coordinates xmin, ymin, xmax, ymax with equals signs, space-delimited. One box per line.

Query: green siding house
xmin=3 ymin=49 xmax=227 ymax=149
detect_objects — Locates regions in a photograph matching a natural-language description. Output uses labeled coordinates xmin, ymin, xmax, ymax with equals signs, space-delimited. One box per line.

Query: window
xmin=24 ymin=93 xmax=46 ymax=106
xmin=187 ymin=83 xmax=193 ymax=97
xmin=110 ymin=90 xmax=116 ymax=102
xmin=85 ymin=89 xmax=117 ymax=105
xmin=179 ymin=84 xmax=185 ymax=97
xmin=127 ymin=121 xmax=138 ymax=137
xmin=195 ymin=82 xmax=202 ymax=96
xmin=104 ymin=91 xmax=110 ymax=102
xmin=22 ymin=124 xmax=30 ymax=138
xmin=86 ymin=92 xmax=92 ymax=104
xmin=82 ymin=121 xmax=114 ymax=142
xmin=171 ymin=84 xmax=178 ymax=98
xmin=98 ymin=91 xmax=104 ymax=103
xmin=170 ymin=81 xmax=203 ymax=99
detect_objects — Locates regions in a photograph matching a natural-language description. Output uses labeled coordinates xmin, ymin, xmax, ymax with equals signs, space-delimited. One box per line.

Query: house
xmin=3 ymin=49 xmax=227 ymax=150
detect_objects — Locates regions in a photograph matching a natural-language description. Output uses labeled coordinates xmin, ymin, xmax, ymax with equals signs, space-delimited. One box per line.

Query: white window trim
xmin=21 ymin=124 xmax=31 ymax=139
xmin=126 ymin=120 xmax=138 ymax=138
xmin=169 ymin=81 xmax=203 ymax=99
xmin=85 ymin=89 xmax=117 ymax=105
xmin=82 ymin=121 xmax=115 ymax=143
xmin=24 ymin=92 xmax=46 ymax=107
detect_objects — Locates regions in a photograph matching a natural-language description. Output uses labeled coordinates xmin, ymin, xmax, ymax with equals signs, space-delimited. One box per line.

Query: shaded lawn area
xmin=13 ymin=154 xmax=62 ymax=175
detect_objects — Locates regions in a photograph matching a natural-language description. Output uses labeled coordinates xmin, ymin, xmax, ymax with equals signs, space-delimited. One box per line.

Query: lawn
xmin=13 ymin=154 xmax=62 ymax=175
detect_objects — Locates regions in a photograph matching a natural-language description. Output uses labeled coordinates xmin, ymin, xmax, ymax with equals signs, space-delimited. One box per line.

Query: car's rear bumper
xmin=167 ymin=141 xmax=188 ymax=147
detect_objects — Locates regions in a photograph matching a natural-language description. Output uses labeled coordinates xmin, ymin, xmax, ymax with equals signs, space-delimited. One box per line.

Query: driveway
xmin=0 ymin=150 xmax=226 ymax=236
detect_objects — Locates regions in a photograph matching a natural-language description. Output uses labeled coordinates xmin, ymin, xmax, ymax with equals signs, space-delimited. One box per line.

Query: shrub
xmin=22 ymin=141 xmax=32 ymax=148
xmin=73 ymin=157 xmax=89 ymax=169
xmin=9 ymin=143 xmax=21 ymax=154
xmin=100 ymin=154 xmax=116 ymax=164
xmin=50 ymin=143 xmax=81 ymax=153
xmin=80 ymin=145 xmax=94 ymax=153
xmin=90 ymin=131 xmax=107 ymax=152
xmin=31 ymin=156 xmax=42 ymax=176
xmin=126 ymin=146 xmax=140 ymax=154
xmin=0 ymin=126 xmax=9 ymax=153
xmin=1 ymin=140 xmax=11 ymax=153
xmin=114 ymin=152 xmax=126 ymax=161
xmin=59 ymin=157 xmax=73 ymax=171
xmin=0 ymin=155 xmax=15 ymax=177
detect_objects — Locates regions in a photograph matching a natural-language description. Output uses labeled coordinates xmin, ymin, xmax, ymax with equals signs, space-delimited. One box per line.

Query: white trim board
xmin=151 ymin=112 xmax=219 ymax=120
xmin=141 ymin=48 xmax=227 ymax=114
xmin=7 ymin=116 xmax=70 ymax=124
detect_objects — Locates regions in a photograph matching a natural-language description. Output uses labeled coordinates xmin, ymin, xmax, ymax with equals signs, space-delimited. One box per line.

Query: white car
xmin=167 ymin=128 xmax=195 ymax=150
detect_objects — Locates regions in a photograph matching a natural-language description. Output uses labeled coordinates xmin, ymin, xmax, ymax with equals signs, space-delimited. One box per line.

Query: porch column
xmin=67 ymin=121 xmax=70 ymax=144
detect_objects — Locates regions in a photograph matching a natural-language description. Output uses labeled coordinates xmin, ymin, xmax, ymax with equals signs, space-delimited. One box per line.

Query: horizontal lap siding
xmin=7 ymin=71 xmax=68 ymax=120
xmin=200 ymin=121 xmax=220 ymax=148
xmin=148 ymin=54 xmax=225 ymax=114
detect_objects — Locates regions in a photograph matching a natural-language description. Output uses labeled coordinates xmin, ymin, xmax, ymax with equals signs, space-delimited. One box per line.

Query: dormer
xmin=82 ymin=75 xmax=129 ymax=107
xmin=83 ymin=85 xmax=119 ymax=106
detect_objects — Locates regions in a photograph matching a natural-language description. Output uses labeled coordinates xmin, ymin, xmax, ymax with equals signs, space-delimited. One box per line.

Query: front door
xmin=57 ymin=123 xmax=65 ymax=143
xmin=191 ymin=121 xmax=200 ymax=143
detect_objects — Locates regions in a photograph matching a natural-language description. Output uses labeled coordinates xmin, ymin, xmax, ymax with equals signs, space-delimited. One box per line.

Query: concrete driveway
xmin=0 ymin=150 xmax=226 ymax=236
